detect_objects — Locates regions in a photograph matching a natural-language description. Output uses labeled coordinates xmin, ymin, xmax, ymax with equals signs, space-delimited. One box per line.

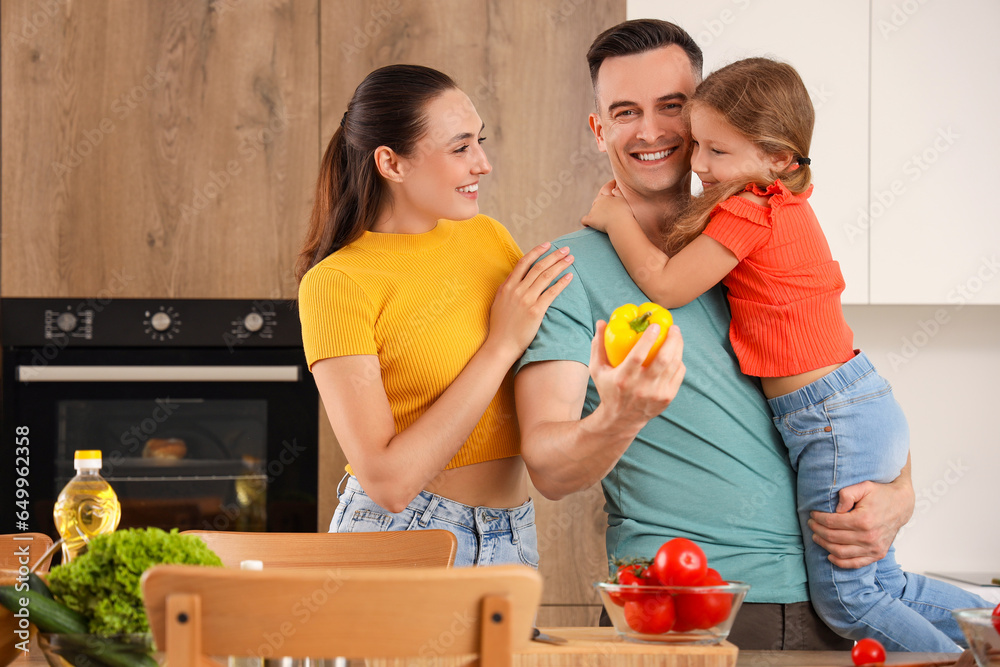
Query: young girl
xmin=296 ymin=64 xmax=574 ymax=567
xmin=583 ymin=57 xmax=988 ymax=650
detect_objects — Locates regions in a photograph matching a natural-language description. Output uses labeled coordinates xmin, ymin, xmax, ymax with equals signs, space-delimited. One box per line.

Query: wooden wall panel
xmin=535 ymin=605 xmax=602 ymax=628
xmin=0 ymin=0 xmax=319 ymax=298
xmin=318 ymin=0 xmax=626 ymax=614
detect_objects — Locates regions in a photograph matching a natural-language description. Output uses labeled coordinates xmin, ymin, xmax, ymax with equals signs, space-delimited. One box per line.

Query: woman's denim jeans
xmin=329 ymin=474 xmax=538 ymax=568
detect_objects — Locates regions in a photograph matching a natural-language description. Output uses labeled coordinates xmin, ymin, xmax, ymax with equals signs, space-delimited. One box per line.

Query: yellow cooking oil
xmin=53 ymin=450 xmax=121 ymax=562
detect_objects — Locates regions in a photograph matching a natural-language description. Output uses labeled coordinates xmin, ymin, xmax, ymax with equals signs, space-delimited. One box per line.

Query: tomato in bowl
xmin=595 ymin=579 xmax=750 ymax=645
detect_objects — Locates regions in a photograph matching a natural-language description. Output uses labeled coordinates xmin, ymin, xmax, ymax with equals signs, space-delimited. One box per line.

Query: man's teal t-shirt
xmin=515 ymin=228 xmax=808 ymax=604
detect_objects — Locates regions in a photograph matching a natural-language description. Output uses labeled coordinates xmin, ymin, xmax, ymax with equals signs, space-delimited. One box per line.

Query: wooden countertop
xmin=8 ymin=629 xmax=962 ymax=667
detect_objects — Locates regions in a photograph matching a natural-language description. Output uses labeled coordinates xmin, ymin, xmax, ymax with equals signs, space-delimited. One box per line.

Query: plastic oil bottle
xmin=53 ymin=450 xmax=121 ymax=563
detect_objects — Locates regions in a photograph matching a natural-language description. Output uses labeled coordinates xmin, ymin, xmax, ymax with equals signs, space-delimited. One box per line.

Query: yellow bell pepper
xmin=604 ymin=302 xmax=673 ymax=367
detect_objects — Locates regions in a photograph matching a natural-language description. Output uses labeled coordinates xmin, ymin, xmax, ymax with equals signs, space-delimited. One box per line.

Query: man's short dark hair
xmin=587 ymin=19 xmax=703 ymax=88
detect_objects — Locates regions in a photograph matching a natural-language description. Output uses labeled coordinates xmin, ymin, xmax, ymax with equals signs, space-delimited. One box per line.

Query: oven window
xmin=55 ymin=399 xmax=268 ymax=531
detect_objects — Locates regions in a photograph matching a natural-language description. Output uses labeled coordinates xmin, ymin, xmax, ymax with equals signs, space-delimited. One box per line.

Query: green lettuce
xmin=46 ymin=527 xmax=223 ymax=635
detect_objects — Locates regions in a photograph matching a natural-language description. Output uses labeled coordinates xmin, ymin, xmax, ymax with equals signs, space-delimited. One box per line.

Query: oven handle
xmin=17 ymin=365 xmax=301 ymax=383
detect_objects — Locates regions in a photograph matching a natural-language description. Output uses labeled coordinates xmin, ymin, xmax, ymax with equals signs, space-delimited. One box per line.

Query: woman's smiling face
xmin=392 ymin=88 xmax=492 ymax=226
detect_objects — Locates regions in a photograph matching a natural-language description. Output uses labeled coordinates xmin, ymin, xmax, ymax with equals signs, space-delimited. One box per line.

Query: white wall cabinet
xmin=870 ymin=0 xmax=1000 ymax=304
xmin=629 ymin=0 xmax=1000 ymax=305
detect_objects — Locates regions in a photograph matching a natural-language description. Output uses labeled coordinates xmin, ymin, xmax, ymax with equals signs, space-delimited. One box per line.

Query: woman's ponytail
xmin=296 ymin=127 xmax=348 ymax=282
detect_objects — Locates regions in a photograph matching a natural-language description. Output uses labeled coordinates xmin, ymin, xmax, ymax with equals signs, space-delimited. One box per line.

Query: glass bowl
xmin=595 ymin=580 xmax=750 ymax=645
xmin=37 ymin=633 xmax=163 ymax=667
xmin=952 ymin=608 xmax=1000 ymax=667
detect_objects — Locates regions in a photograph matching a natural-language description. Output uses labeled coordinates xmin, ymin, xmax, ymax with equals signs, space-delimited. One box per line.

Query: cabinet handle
xmin=17 ymin=365 xmax=300 ymax=383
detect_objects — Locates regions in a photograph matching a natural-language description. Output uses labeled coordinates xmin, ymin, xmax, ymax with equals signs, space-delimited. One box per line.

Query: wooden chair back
xmin=181 ymin=529 xmax=457 ymax=569
xmin=142 ymin=564 xmax=541 ymax=667
xmin=0 ymin=533 xmax=55 ymax=572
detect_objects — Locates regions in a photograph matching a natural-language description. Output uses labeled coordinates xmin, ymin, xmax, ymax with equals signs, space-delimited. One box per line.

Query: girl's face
xmin=393 ymin=88 xmax=491 ymax=227
xmin=689 ymin=105 xmax=772 ymax=189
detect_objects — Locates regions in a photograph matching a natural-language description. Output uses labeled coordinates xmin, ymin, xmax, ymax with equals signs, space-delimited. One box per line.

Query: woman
xmin=296 ymin=64 xmax=574 ymax=567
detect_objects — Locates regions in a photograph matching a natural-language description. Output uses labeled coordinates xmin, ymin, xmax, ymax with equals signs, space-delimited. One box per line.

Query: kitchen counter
xmin=9 ymin=631 xmax=963 ymax=667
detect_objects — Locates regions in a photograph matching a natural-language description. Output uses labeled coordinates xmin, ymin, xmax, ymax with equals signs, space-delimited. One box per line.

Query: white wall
xmin=846 ymin=305 xmax=1000 ymax=573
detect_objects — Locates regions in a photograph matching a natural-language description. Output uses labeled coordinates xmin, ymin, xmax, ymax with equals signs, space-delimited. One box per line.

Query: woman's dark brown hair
xmin=662 ymin=57 xmax=815 ymax=256
xmin=295 ymin=64 xmax=457 ymax=282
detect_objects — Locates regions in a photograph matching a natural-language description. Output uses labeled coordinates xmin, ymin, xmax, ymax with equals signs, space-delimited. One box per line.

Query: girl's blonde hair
xmin=662 ymin=57 xmax=815 ymax=256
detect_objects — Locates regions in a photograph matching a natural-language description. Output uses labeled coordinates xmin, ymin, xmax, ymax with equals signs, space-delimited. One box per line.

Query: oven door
xmin=2 ymin=346 xmax=317 ymax=536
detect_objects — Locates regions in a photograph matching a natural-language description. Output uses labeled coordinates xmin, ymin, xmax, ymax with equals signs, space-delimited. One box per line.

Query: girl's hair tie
xmin=340 ymin=112 xmax=348 ymax=129
xmin=796 ymin=156 xmax=811 ymax=166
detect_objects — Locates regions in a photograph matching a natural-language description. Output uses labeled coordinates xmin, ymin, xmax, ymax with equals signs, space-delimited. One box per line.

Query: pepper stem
xmin=629 ymin=311 xmax=652 ymax=334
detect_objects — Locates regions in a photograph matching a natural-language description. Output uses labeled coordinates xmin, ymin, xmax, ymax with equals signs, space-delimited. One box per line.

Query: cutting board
xmin=514 ymin=627 xmax=738 ymax=666
xmin=367 ymin=627 xmax=738 ymax=667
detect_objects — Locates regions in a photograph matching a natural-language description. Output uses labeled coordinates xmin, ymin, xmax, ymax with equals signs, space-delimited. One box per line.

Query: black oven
xmin=1 ymin=298 xmax=318 ymax=538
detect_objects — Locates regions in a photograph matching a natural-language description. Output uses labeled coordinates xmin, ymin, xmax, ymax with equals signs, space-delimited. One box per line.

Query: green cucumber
xmin=0 ymin=586 xmax=158 ymax=667
xmin=27 ymin=572 xmax=54 ymax=600
xmin=46 ymin=634 xmax=160 ymax=667
xmin=0 ymin=586 xmax=88 ymax=634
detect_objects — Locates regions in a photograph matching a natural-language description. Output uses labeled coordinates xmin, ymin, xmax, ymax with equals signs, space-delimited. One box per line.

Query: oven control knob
xmin=243 ymin=312 xmax=265 ymax=333
xmin=56 ymin=312 xmax=78 ymax=333
xmin=150 ymin=312 xmax=172 ymax=332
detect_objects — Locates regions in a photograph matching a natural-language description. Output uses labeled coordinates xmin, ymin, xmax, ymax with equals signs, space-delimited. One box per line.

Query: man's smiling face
xmin=589 ymin=45 xmax=699 ymax=200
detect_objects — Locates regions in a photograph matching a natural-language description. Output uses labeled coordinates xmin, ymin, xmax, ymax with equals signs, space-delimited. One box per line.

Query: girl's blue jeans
xmin=329 ymin=473 xmax=539 ymax=568
xmin=769 ymin=350 xmax=989 ymax=651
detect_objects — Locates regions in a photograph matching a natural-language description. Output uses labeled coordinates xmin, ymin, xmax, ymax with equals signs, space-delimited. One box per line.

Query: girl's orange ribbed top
xmin=702 ymin=180 xmax=855 ymax=378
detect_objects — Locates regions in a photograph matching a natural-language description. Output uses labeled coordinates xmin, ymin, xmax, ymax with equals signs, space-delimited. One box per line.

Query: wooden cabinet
xmin=869 ymin=0 xmax=1000 ymax=304
xmin=0 ymin=1 xmax=319 ymax=299
xmin=0 ymin=0 xmax=619 ymax=301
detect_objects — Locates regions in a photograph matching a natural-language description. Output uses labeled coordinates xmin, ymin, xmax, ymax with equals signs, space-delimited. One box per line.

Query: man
xmin=514 ymin=19 xmax=915 ymax=649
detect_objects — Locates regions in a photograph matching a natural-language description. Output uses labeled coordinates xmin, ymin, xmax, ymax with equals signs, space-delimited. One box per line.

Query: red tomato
xmin=649 ymin=538 xmax=708 ymax=586
xmin=608 ymin=563 xmax=648 ymax=606
xmin=623 ymin=594 xmax=676 ymax=635
xmin=992 ymin=602 xmax=1000 ymax=634
xmin=851 ymin=638 xmax=886 ymax=666
xmin=672 ymin=568 xmax=732 ymax=631
xmin=618 ymin=565 xmax=645 ymax=587
xmin=701 ymin=568 xmax=725 ymax=585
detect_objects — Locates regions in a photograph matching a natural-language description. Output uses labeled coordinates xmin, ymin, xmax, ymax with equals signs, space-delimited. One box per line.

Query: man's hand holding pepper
xmin=588 ymin=318 xmax=686 ymax=438
xmin=515 ymin=305 xmax=685 ymax=501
